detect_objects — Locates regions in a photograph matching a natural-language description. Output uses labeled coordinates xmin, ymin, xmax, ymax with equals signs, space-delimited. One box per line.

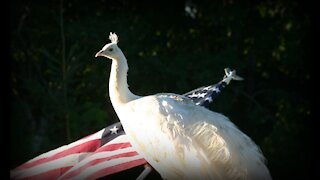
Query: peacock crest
xmin=109 ymin=32 xmax=119 ymax=44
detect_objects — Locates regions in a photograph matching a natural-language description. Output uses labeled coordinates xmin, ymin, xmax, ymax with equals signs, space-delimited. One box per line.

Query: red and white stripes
xmin=11 ymin=129 xmax=146 ymax=180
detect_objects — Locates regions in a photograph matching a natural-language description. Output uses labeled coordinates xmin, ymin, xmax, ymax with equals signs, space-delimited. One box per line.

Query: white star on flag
xmin=110 ymin=126 xmax=119 ymax=134
xmin=212 ymin=86 xmax=221 ymax=93
xmin=197 ymin=93 xmax=207 ymax=98
xmin=188 ymin=92 xmax=199 ymax=98
xmin=203 ymin=86 xmax=212 ymax=91
xmin=205 ymin=96 xmax=213 ymax=103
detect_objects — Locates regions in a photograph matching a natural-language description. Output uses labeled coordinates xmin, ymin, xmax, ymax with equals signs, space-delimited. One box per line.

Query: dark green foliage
xmin=11 ymin=0 xmax=311 ymax=179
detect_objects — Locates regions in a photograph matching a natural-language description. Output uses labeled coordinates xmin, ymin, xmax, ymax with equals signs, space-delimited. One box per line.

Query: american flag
xmin=10 ymin=124 xmax=146 ymax=180
xmin=10 ymin=69 xmax=241 ymax=180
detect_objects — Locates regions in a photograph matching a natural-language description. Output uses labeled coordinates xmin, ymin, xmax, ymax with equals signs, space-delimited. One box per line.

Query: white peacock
xmin=95 ymin=32 xmax=272 ymax=180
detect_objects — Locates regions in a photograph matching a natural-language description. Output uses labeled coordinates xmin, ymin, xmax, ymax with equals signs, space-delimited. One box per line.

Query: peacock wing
xmin=119 ymin=94 xmax=218 ymax=179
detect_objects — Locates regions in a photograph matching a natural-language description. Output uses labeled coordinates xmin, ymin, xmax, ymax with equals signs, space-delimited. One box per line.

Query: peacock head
xmin=95 ymin=32 xmax=122 ymax=60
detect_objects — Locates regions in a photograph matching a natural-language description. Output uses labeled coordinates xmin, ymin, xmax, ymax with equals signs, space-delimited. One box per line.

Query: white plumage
xmin=95 ymin=32 xmax=272 ymax=180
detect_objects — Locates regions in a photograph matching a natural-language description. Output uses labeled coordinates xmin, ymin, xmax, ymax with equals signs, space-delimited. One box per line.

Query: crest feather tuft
xmin=109 ymin=32 xmax=119 ymax=44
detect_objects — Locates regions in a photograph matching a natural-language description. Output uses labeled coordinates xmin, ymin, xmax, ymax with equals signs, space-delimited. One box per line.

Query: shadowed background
xmin=10 ymin=0 xmax=311 ymax=179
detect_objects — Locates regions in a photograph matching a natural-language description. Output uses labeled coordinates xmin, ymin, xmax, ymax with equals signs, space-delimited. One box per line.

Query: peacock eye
xmin=109 ymin=48 xmax=113 ymax=52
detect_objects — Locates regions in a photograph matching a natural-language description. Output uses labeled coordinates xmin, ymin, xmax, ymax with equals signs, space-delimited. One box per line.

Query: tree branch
xmin=60 ymin=0 xmax=71 ymax=141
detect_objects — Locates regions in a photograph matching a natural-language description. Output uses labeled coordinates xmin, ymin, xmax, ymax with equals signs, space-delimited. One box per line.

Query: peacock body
xmin=95 ymin=32 xmax=272 ymax=180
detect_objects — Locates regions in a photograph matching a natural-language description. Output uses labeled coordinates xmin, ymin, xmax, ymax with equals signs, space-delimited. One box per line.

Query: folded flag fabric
xmin=11 ymin=68 xmax=241 ymax=179
xmin=11 ymin=124 xmax=147 ymax=180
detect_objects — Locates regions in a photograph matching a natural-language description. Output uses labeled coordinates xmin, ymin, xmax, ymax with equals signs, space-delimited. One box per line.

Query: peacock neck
xmin=109 ymin=53 xmax=138 ymax=107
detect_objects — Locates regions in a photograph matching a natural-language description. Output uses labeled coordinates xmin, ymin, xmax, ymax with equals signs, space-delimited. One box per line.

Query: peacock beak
xmin=95 ymin=50 xmax=104 ymax=57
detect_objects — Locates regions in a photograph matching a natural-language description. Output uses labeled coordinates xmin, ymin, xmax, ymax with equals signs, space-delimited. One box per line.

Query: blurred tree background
xmin=10 ymin=0 xmax=311 ymax=179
